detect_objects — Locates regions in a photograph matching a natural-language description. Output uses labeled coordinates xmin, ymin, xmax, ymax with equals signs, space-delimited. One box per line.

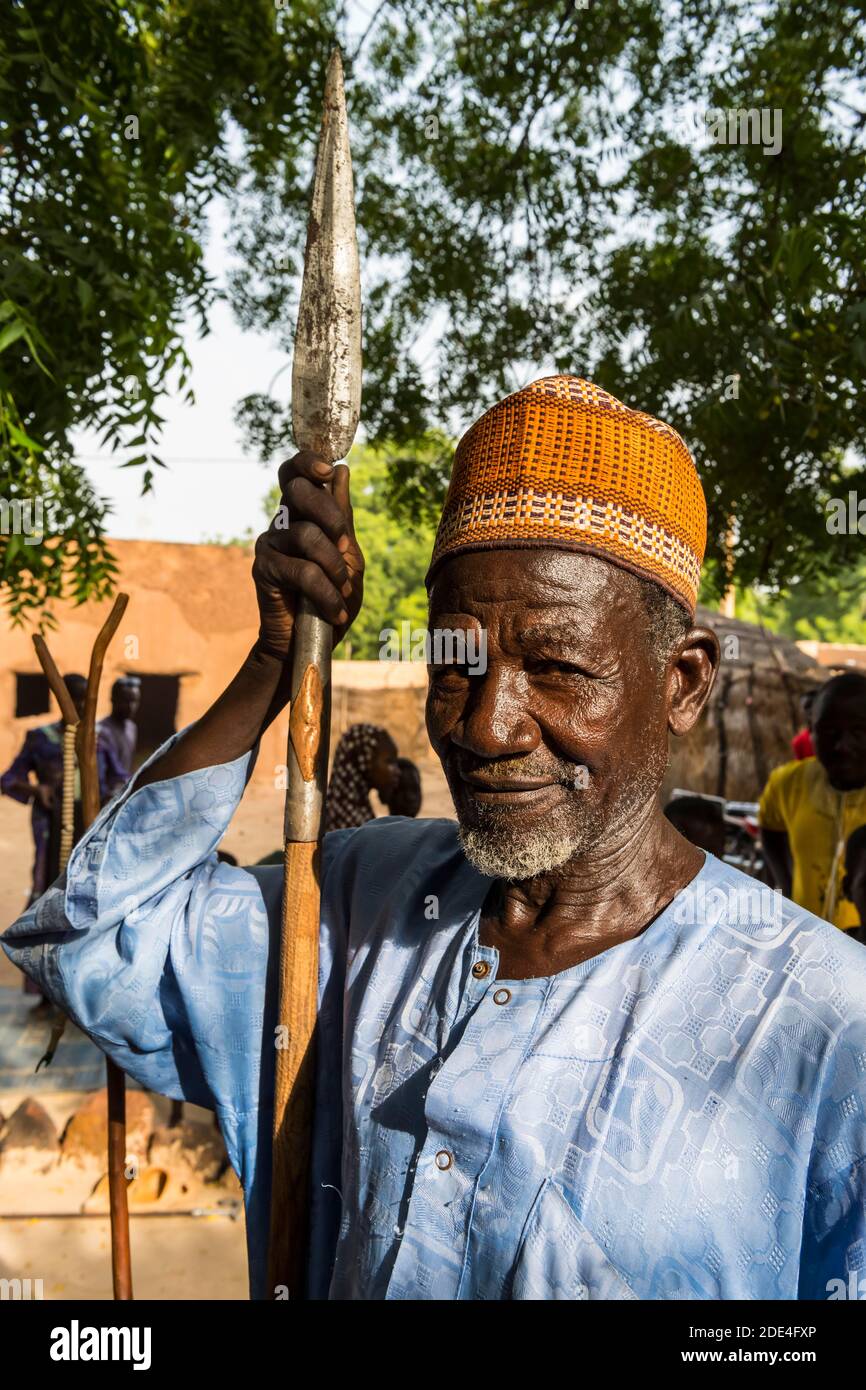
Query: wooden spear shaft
xmin=268 ymin=48 xmax=362 ymax=1299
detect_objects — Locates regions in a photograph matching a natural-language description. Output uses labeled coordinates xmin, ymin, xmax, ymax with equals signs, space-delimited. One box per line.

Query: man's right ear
xmin=667 ymin=625 xmax=721 ymax=739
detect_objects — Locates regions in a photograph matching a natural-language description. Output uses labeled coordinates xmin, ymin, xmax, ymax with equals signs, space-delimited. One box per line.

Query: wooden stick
xmin=78 ymin=594 xmax=132 ymax=1301
xmin=77 ymin=594 xmax=128 ymax=827
xmin=32 ymin=634 xmax=81 ymax=727
xmin=31 ymin=634 xmax=79 ymax=875
xmin=269 ymin=841 xmax=321 ymax=1295
xmin=268 ymin=48 xmax=362 ymax=1298
xmin=31 ymin=634 xmax=78 ymax=1073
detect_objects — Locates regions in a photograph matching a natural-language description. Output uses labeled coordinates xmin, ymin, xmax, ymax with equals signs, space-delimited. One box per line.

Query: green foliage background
xmin=235 ymin=0 xmax=866 ymax=607
xmin=0 ymin=0 xmax=337 ymax=622
xmin=2 ymin=0 xmax=865 ymax=641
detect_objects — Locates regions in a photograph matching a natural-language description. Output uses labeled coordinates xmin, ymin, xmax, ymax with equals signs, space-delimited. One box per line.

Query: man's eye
xmin=431 ymin=664 xmax=470 ymax=684
xmin=527 ymin=660 xmax=586 ymax=678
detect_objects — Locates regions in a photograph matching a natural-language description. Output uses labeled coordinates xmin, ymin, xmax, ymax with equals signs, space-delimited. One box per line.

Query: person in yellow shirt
xmin=842 ymin=825 xmax=866 ymax=945
xmin=759 ymin=671 xmax=866 ymax=931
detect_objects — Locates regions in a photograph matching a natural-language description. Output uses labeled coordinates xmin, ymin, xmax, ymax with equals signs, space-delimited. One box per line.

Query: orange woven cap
xmin=427 ymin=375 xmax=707 ymax=614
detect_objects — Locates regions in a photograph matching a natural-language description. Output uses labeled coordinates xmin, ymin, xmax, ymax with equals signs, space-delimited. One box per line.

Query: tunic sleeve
xmin=0 ymin=735 xmax=275 ymax=1153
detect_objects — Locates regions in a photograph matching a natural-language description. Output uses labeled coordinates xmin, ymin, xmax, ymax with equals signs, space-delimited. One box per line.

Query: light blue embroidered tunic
xmin=3 ymin=737 xmax=866 ymax=1301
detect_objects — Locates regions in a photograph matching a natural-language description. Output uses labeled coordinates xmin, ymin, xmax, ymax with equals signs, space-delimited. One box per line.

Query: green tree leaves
xmin=234 ymin=0 xmax=866 ymax=602
xmin=0 ymin=0 xmax=336 ymax=621
xmin=3 ymin=0 xmax=865 ymax=629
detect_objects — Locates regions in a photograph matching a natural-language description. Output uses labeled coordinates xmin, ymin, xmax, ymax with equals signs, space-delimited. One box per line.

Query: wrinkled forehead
xmin=428 ymin=547 xmax=644 ymax=623
xmin=426 ymin=549 xmax=655 ymax=667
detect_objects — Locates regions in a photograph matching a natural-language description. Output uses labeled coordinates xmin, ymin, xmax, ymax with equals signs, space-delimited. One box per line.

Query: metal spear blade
xmin=291 ymin=48 xmax=362 ymax=463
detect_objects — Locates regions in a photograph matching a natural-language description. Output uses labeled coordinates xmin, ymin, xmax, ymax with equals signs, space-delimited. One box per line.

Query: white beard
xmin=459 ymin=821 xmax=585 ymax=881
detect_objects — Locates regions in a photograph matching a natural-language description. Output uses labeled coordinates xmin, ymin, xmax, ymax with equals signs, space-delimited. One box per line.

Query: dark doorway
xmin=126 ymin=674 xmax=180 ymax=767
xmin=15 ymin=672 xmax=50 ymax=718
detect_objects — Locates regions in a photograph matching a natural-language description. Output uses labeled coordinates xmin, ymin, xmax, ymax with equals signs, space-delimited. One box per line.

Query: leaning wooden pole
xmin=78 ymin=593 xmax=132 ymax=1300
xmin=268 ymin=48 xmax=362 ymax=1298
xmin=31 ymin=635 xmax=80 ymax=872
xmin=31 ymin=637 xmax=80 ymax=1076
xmin=32 ymin=595 xmax=131 ymax=1304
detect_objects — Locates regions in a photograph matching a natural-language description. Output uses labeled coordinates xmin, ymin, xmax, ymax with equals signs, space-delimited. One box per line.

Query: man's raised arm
xmin=136 ymin=449 xmax=363 ymax=788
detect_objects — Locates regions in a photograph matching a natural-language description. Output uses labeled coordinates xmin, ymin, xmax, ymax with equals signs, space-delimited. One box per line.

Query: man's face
xmin=388 ymin=764 xmax=422 ymax=818
xmin=65 ymin=677 xmax=87 ymax=720
xmin=113 ymin=684 xmax=140 ymax=721
xmin=812 ymin=688 xmax=866 ymax=792
xmin=426 ymin=549 xmax=711 ymax=879
xmin=369 ymin=733 xmax=400 ymax=800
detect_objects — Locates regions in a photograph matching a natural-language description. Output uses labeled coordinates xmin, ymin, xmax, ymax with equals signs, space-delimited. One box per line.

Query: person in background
xmin=759 ymin=671 xmax=866 ymax=931
xmin=842 ymin=825 xmax=866 ymax=947
xmin=383 ymin=756 xmax=423 ymax=819
xmin=96 ymin=676 xmax=141 ymax=800
xmin=663 ymin=793 xmax=726 ymax=858
xmin=1 ymin=672 xmax=88 ymax=1008
xmin=1 ymin=673 xmax=88 ymax=907
xmin=791 ymin=687 xmax=818 ymax=761
xmin=323 ymin=723 xmax=400 ymax=832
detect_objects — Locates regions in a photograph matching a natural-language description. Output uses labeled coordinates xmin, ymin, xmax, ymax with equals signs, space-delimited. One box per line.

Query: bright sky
xmin=71 ymin=196 xmax=288 ymax=544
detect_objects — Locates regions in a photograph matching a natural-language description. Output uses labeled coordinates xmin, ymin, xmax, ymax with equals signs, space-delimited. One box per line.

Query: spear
xmin=267 ymin=49 xmax=362 ymax=1298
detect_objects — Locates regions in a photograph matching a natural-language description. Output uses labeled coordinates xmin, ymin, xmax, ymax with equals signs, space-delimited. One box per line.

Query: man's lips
xmin=459 ymin=773 xmax=563 ymax=805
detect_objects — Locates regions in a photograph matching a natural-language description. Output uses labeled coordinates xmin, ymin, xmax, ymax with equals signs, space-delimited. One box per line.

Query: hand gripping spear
xmin=268 ymin=49 xmax=362 ymax=1298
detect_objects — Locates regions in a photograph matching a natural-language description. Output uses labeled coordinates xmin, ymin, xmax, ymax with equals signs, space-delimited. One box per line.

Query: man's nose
xmin=452 ymin=663 xmax=539 ymax=759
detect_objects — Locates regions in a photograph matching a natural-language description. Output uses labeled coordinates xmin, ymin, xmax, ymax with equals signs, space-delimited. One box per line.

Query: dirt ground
xmin=1 ymin=1213 xmax=249 ymax=1300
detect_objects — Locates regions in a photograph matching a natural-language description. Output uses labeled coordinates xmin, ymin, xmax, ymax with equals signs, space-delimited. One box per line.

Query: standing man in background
xmin=96 ymin=676 xmax=140 ymax=801
xmin=1 ymin=672 xmax=87 ymax=1008
xmin=1 ymin=673 xmax=88 ymax=908
xmin=759 ymin=671 xmax=866 ymax=931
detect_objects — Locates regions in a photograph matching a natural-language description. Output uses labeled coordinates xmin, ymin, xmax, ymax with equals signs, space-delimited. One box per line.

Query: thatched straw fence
xmin=663 ymin=606 xmax=825 ymax=804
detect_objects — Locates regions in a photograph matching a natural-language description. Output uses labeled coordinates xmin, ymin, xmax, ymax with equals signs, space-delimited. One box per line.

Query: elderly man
xmin=3 ymin=377 xmax=865 ymax=1302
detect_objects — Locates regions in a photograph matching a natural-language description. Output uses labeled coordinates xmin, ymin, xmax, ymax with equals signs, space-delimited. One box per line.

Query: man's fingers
xmin=281 ymin=521 xmax=352 ymax=597
xmin=277 ymin=450 xmax=333 ymax=493
xmin=278 ymin=475 xmax=350 ymax=547
xmin=255 ymin=540 xmax=348 ymax=626
xmin=332 ymin=463 xmax=355 ymax=543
